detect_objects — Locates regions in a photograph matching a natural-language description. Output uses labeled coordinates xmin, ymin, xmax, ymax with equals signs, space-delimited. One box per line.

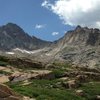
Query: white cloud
xmin=42 ymin=0 xmax=100 ymax=28
xmin=35 ymin=24 xmax=45 ymax=29
xmin=52 ymin=32 xmax=59 ymax=36
xmin=41 ymin=0 xmax=51 ymax=8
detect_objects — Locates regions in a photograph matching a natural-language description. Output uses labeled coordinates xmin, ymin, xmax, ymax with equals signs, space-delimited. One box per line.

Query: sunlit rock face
xmin=49 ymin=26 xmax=100 ymax=68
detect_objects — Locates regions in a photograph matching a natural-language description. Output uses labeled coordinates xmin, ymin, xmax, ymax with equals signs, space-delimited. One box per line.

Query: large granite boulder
xmin=0 ymin=84 xmax=22 ymax=100
xmin=62 ymin=79 xmax=81 ymax=89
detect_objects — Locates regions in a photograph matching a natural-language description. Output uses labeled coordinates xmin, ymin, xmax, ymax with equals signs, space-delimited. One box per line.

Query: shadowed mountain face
xmin=0 ymin=23 xmax=51 ymax=51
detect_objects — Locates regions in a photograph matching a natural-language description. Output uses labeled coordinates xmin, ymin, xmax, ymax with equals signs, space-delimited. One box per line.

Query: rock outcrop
xmin=0 ymin=84 xmax=22 ymax=100
xmin=62 ymin=80 xmax=81 ymax=89
xmin=8 ymin=58 xmax=44 ymax=69
xmin=9 ymin=70 xmax=55 ymax=82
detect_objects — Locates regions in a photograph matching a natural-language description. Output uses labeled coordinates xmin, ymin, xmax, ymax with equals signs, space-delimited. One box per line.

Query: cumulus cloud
xmin=35 ymin=24 xmax=45 ymax=29
xmin=42 ymin=0 xmax=100 ymax=28
xmin=52 ymin=32 xmax=59 ymax=36
xmin=41 ymin=0 xmax=51 ymax=8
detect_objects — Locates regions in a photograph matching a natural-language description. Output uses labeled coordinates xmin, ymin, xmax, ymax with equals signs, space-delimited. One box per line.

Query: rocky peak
xmin=75 ymin=25 xmax=82 ymax=30
xmin=2 ymin=23 xmax=24 ymax=34
xmin=0 ymin=23 xmax=50 ymax=51
xmin=63 ymin=26 xmax=100 ymax=46
xmin=51 ymin=26 xmax=100 ymax=68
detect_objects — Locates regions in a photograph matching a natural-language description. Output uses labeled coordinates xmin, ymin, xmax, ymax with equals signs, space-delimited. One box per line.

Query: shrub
xmin=0 ymin=61 xmax=8 ymax=66
xmin=52 ymin=69 xmax=66 ymax=78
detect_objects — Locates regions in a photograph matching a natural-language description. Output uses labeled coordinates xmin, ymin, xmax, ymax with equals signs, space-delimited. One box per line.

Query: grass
xmin=0 ymin=61 xmax=8 ymax=66
xmin=0 ymin=56 xmax=9 ymax=66
xmin=0 ymin=70 xmax=11 ymax=75
xmin=52 ymin=61 xmax=71 ymax=69
xmin=0 ymin=56 xmax=9 ymax=62
xmin=3 ymin=57 xmax=100 ymax=100
xmin=52 ymin=69 xmax=66 ymax=78
xmin=7 ymin=79 xmax=100 ymax=100
xmin=7 ymin=79 xmax=85 ymax=100
xmin=79 ymin=82 xmax=100 ymax=100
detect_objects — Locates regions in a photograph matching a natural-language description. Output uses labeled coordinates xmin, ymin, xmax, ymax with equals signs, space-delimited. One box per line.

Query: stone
xmin=76 ymin=75 xmax=88 ymax=83
xmin=67 ymin=80 xmax=80 ymax=89
xmin=0 ymin=84 xmax=22 ymax=100
xmin=9 ymin=70 xmax=55 ymax=82
xmin=4 ymin=96 xmax=20 ymax=100
xmin=0 ymin=84 xmax=14 ymax=95
xmin=62 ymin=80 xmax=80 ymax=89
xmin=0 ymin=90 xmax=10 ymax=98
xmin=23 ymin=96 xmax=36 ymax=100
xmin=96 ymin=95 xmax=100 ymax=100
xmin=75 ymin=90 xmax=85 ymax=97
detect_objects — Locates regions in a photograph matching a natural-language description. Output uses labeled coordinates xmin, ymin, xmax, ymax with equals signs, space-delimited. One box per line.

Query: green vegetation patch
xmin=0 ymin=56 xmax=9 ymax=66
xmin=8 ymin=79 xmax=84 ymax=100
xmin=0 ymin=70 xmax=12 ymax=75
xmin=79 ymin=82 xmax=100 ymax=100
xmin=52 ymin=61 xmax=71 ymax=69
xmin=0 ymin=56 xmax=9 ymax=62
xmin=0 ymin=61 xmax=8 ymax=66
xmin=52 ymin=69 xmax=66 ymax=78
xmin=7 ymin=79 xmax=100 ymax=100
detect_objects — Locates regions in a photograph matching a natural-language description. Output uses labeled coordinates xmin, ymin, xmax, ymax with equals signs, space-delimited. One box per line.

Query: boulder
xmin=37 ymin=72 xmax=55 ymax=80
xmin=0 ymin=84 xmax=22 ymax=100
xmin=96 ymin=95 xmax=100 ymax=100
xmin=62 ymin=80 xmax=81 ymax=89
xmin=9 ymin=71 xmax=55 ymax=82
xmin=75 ymin=90 xmax=85 ymax=97
xmin=23 ymin=96 xmax=36 ymax=100
xmin=45 ymin=64 xmax=56 ymax=69
xmin=67 ymin=80 xmax=80 ymax=89
xmin=76 ymin=75 xmax=88 ymax=83
xmin=4 ymin=96 xmax=20 ymax=100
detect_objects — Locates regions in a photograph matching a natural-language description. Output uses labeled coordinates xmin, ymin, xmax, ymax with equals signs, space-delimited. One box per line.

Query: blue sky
xmin=0 ymin=0 xmax=77 ymax=41
xmin=0 ymin=0 xmax=100 ymax=41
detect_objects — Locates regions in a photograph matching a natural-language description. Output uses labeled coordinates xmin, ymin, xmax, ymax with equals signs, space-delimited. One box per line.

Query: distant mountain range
xmin=0 ymin=23 xmax=100 ymax=68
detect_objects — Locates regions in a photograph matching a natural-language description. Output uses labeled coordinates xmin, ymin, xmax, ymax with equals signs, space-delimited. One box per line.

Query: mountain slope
xmin=51 ymin=26 xmax=100 ymax=68
xmin=0 ymin=23 xmax=51 ymax=51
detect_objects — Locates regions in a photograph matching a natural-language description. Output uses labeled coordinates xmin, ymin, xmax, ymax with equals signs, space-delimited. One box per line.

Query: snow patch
xmin=13 ymin=48 xmax=44 ymax=54
xmin=6 ymin=52 xmax=15 ymax=55
xmin=45 ymin=53 xmax=51 ymax=56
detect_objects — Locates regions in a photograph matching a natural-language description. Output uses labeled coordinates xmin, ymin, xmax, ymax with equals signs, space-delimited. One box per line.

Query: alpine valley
xmin=0 ymin=23 xmax=100 ymax=100
xmin=0 ymin=23 xmax=100 ymax=68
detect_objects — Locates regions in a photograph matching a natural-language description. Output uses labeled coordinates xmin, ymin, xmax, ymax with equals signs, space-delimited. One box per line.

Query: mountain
xmin=0 ymin=23 xmax=51 ymax=51
xmin=0 ymin=23 xmax=100 ymax=68
xmin=50 ymin=26 xmax=100 ymax=68
xmin=57 ymin=25 xmax=100 ymax=46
